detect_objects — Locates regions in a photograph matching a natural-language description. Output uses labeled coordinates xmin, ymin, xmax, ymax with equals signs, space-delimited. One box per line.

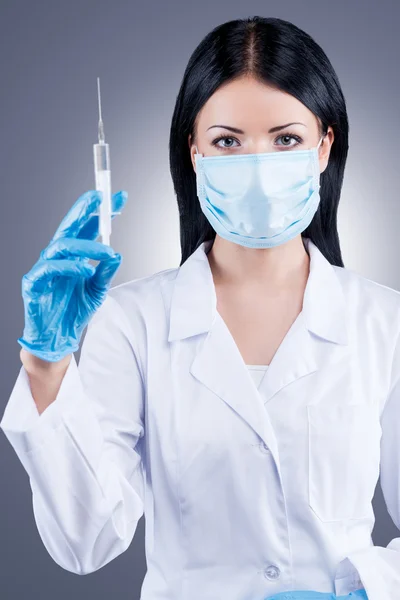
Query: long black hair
xmin=169 ymin=16 xmax=349 ymax=267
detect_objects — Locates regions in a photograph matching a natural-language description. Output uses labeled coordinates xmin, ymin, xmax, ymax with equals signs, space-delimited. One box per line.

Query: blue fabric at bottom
xmin=264 ymin=587 xmax=368 ymax=600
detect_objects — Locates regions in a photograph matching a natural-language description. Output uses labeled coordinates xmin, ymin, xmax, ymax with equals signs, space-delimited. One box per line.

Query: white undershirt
xmin=246 ymin=364 xmax=269 ymax=389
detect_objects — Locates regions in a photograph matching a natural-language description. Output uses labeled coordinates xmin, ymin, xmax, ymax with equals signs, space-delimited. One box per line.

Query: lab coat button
xmin=260 ymin=442 xmax=270 ymax=453
xmin=264 ymin=565 xmax=280 ymax=580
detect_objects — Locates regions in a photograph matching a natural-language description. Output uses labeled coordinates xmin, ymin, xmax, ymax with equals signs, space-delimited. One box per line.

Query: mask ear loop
xmin=315 ymin=135 xmax=324 ymax=190
xmin=194 ymin=144 xmax=201 ymax=156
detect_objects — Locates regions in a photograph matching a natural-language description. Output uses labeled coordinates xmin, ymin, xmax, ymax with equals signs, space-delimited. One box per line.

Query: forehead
xmin=196 ymin=76 xmax=317 ymax=132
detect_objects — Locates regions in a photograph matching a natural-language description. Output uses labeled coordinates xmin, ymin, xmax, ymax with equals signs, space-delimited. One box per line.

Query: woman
xmin=1 ymin=15 xmax=398 ymax=600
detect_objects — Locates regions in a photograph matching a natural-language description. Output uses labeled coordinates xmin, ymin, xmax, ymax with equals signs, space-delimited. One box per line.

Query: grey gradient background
xmin=1 ymin=0 xmax=399 ymax=598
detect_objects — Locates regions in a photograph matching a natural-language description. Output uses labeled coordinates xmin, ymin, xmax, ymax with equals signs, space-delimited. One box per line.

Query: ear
xmin=188 ymin=133 xmax=197 ymax=173
xmin=318 ymin=127 xmax=335 ymax=174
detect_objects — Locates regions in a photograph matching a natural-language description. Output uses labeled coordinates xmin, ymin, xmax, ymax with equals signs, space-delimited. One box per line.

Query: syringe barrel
xmin=93 ymin=142 xmax=112 ymax=245
xmin=93 ymin=142 xmax=110 ymax=171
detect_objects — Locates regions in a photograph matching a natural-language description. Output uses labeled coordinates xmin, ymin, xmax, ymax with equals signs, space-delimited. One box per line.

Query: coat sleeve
xmin=334 ymin=328 xmax=400 ymax=600
xmin=0 ymin=292 xmax=146 ymax=575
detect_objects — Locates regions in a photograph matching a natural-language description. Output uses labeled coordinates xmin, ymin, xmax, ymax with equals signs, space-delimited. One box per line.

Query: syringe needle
xmin=97 ymin=76 xmax=105 ymax=143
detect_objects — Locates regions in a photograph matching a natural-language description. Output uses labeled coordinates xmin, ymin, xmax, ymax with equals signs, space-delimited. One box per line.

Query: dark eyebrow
xmin=206 ymin=122 xmax=307 ymax=134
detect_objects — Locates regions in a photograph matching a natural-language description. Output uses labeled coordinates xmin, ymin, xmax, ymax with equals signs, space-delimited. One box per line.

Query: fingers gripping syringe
xmin=93 ymin=77 xmax=119 ymax=245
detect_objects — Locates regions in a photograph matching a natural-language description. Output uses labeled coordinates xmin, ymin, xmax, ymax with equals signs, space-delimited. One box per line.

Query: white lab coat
xmin=1 ymin=236 xmax=400 ymax=600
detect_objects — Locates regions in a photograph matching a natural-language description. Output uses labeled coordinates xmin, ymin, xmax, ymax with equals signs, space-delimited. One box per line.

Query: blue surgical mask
xmin=194 ymin=136 xmax=324 ymax=249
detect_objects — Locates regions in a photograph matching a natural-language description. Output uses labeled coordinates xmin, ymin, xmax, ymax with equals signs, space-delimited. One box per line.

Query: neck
xmin=206 ymin=234 xmax=310 ymax=290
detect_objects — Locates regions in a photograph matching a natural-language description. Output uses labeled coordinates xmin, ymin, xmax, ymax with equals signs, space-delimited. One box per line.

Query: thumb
xmin=88 ymin=253 xmax=122 ymax=291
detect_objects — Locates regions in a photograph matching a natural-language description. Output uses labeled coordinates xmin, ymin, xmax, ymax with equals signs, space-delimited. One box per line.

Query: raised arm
xmin=0 ymin=293 xmax=146 ymax=575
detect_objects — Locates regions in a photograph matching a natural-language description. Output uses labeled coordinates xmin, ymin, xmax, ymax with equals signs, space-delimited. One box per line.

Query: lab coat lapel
xmin=190 ymin=307 xmax=280 ymax=461
xmin=168 ymin=237 xmax=348 ymax=468
xmin=168 ymin=239 xmax=273 ymax=454
xmin=258 ymin=237 xmax=348 ymax=402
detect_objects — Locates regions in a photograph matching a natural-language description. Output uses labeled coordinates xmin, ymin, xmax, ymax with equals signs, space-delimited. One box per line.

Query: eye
xmin=275 ymin=134 xmax=303 ymax=148
xmin=211 ymin=135 xmax=240 ymax=150
xmin=210 ymin=132 xmax=304 ymax=151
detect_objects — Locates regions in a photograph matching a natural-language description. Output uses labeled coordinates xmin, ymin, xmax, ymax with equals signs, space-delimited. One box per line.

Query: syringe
xmin=93 ymin=77 xmax=112 ymax=246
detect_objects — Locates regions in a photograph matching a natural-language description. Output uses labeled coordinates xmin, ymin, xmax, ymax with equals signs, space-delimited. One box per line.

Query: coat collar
xmin=168 ymin=237 xmax=348 ymax=346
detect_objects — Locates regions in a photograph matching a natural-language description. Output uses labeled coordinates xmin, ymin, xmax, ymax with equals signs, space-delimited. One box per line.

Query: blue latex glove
xmin=264 ymin=588 xmax=368 ymax=600
xmin=17 ymin=189 xmax=128 ymax=362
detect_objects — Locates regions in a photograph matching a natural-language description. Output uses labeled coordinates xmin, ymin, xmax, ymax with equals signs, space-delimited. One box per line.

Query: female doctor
xmin=1 ymin=15 xmax=399 ymax=600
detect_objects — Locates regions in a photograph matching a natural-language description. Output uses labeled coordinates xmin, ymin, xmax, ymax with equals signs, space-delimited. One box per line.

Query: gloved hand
xmin=17 ymin=189 xmax=128 ymax=362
